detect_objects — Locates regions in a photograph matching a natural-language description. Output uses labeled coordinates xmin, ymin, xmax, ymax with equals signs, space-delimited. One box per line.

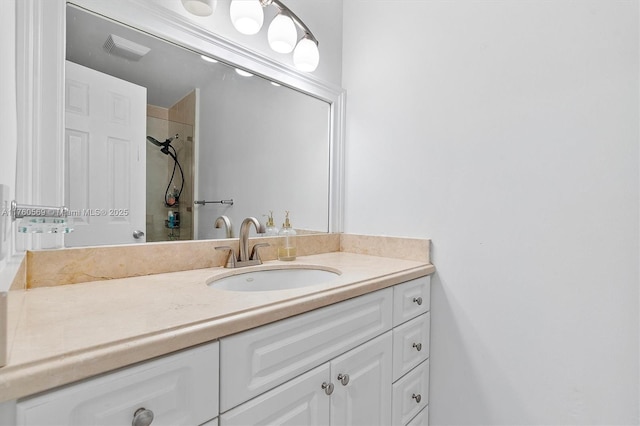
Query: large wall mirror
xmin=15 ymin=0 xmax=344 ymax=250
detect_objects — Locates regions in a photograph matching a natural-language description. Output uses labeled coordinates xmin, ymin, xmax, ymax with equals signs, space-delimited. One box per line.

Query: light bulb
xmin=268 ymin=14 xmax=297 ymax=54
xmin=230 ymin=0 xmax=264 ymax=35
xmin=293 ymin=38 xmax=319 ymax=72
xmin=181 ymin=0 xmax=216 ymax=17
xmin=235 ymin=68 xmax=253 ymax=77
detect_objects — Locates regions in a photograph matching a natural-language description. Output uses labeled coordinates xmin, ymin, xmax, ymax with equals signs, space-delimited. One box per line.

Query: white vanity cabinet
xmin=219 ymin=275 xmax=431 ymax=426
xmin=14 ymin=341 xmax=219 ymax=426
xmin=2 ymin=275 xmax=431 ymax=426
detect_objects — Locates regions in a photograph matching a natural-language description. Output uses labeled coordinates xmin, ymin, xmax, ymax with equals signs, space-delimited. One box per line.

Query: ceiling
xmin=66 ymin=5 xmax=236 ymax=108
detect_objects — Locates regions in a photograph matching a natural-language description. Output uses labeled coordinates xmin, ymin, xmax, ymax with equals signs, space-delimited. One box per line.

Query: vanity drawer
xmin=392 ymin=312 xmax=430 ymax=381
xmin=15 ymin=342 xmax=219 ymax=426
xmin=407 ymin=406 xmax=429 ymax=426
xmin=392 ymin=359 xmax=429 ymax=426
xmin=220 ymin=288 xmax=393 ymax=412
xmin=393 ymin=276 xmax=430 ymax=326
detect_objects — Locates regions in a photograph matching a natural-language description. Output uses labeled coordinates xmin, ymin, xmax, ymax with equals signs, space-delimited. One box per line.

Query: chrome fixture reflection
xmin=147 ymin=135 xmax=184 ymax=207
xmin=214 ymin=215 xmax=233 ymax=238
xmin=10 ymin=201 xmax=73 ymax=234
xmin=228 ymin=0 xmax=320 ymax=72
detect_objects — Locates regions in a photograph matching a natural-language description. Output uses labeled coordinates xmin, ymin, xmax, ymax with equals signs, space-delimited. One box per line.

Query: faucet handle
xmin=250 ymin=243 xmax=270 ymax=262
xmin=215 ymin=246 xmax=237 ymax=268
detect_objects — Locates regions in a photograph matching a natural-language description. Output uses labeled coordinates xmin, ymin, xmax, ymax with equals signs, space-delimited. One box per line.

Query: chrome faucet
xmin=214 ymin=215 xmax=232 ymax=238
xmin=215 ymin=217 xmax=269 ymax=268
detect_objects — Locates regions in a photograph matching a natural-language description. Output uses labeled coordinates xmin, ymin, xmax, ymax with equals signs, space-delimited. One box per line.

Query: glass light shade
xmin=230 ymin=0 xmax=264 ymax=35
xmin=268 ymin=14 xmax=297 ymax=53
xmin=293 ymin=38 xmax=320 ymax=72
xmin=181 ymin=0 xmax=216 ymax=17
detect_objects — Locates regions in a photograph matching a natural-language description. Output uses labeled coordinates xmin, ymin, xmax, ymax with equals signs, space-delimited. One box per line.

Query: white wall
xmin=0 ymin=0 xmax=17 ymax=266
xmin=342 ymin=1 xmax=639 ymax=424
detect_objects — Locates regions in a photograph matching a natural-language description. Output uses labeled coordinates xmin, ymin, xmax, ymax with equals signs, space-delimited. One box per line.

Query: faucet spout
xmin=214 ymin=215 xmax=232 ymax=238
xmin=239 ymin=217 xmax=264 ymax=262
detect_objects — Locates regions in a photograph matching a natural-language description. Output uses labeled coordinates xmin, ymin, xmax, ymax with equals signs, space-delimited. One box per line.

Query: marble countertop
xmin=0 ymin=251 xmax=434 ymax=402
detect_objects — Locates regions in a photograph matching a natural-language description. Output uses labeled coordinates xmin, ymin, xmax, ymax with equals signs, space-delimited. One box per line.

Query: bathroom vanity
xmin=0 ymin=234 xmax=434 ymax=426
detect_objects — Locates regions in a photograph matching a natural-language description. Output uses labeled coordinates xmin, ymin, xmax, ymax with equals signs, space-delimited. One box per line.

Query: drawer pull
xmin=321 ymin=382 xmax=334 ymax=395
xmin=413 ymin=297 xmax=423 ymax=306
xmin=132 ymin=407 xmax=154 ymax=426
xmin=412 ymin=342 xmax=422 ymax=352
xmin=337 ymin=373 xmax=350 ymax=386
xmin=412 ymin=393 xmax=422 ymax=404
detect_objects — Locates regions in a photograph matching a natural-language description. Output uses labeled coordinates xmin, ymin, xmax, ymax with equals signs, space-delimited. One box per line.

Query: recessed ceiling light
xmin=270 ymin=82 xmax=281 ymax=87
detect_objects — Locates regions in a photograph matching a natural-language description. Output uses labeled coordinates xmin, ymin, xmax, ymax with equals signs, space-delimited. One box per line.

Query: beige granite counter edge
xmin=0 ymin=264 xmax=434 ymax=402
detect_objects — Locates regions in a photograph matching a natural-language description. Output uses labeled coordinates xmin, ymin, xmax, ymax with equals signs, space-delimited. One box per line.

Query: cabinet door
xmin=220 ymin=288 xmax=392 ymax=411
xmin=15 ymin=342 xmax=219 ymax=426
xmin=330 ymin=332 xmax=392 ymax=426
xmin=220 ymin=364 xmax=330 ymax=426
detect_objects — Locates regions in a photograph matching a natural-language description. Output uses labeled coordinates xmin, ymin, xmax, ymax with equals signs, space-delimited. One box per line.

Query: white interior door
xmin=64 ymin=61 xmax=146 ymax=247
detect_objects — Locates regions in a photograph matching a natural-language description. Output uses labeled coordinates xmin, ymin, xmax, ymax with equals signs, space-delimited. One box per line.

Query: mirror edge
xmin=15 ymin=0 xmax=345 ymax=250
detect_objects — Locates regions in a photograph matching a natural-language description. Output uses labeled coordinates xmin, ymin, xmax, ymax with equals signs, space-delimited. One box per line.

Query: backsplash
xmin=19 ymin=234 xmax=430 ymax=289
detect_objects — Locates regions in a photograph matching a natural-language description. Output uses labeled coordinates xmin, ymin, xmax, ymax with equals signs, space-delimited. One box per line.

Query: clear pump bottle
xmin=265 ymin=211 xmax=279 ymax=236
xmin=277 ymin=211 xmax=297 ymax=261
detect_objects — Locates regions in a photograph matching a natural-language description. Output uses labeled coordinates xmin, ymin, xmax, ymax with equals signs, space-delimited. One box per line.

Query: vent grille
xmin=103 ymin=34 xmax=151 ymax=61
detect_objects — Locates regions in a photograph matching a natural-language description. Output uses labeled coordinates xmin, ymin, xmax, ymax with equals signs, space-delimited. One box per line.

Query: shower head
xmin=146 ymin=135 xmax=165 ymax=147
xmin=147 ymin=135 xmax=178 ymax=155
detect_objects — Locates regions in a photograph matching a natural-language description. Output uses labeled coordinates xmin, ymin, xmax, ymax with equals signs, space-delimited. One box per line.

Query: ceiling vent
xmin=103 ymin=34 xmax=151 ymax=61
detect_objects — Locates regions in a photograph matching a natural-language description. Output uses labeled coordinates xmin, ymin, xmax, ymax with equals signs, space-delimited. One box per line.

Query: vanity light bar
xmin=181 ymin=0 xmax=320 ymax=72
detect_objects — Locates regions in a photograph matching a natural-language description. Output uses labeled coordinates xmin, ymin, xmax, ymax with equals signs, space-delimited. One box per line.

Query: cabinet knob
xmin=321 ymin=382 xmax=334 ymax=395
xmin=132 ymin=407 xmax=154 ymax=426
xmin=337 ymin=373 xmax=350 ymax=386
xmin=413 ymin=297 xmax=423 ymax=306
xmin=412 ymin=393 xmax=422 ymax=404
xmin=412 ymin=342 xmax=422 ymax=352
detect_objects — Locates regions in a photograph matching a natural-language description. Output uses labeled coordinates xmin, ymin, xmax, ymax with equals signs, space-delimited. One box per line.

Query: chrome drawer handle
xmin=412 ymin=342 xmax=422 ymax=352
xmin=321 ymin=382 xmax=334 ymax=395
xmin=132 ymin=408 xmax=154 ymax=426
xmin=412 ymin=393 xmax=422 ymax=404
xmin=413 ymin=297 xmax=423 ymax=306
xmin=337 ymin=373 xmax=350 ymax=386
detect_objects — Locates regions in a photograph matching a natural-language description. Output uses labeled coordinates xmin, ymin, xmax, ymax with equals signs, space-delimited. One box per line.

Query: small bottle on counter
xmin=277 ymin=211 xmax=297 ymax=261
xmin=265 ymin=211 xmax=279 ymax=236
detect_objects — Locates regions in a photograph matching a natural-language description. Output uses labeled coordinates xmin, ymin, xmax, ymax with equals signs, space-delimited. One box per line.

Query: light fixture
xmin=181 ymin=0 xmax=216 ymax=16
xmin=229 ymin=0 xmax=264 ymax=35
xmin=228 ymin=0 xmax=320 ymax=73
xmin=268 ymin=13 xmax=297 ymax=53
xmin=293 ymin=37 xmax=319 ymax=72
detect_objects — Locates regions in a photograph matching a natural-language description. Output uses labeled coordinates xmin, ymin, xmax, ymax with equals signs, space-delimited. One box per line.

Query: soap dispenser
xmin=277 ymin=211 xmax=297 ymax=261
xmin=265 ymin=211 xmax=279 ymax=236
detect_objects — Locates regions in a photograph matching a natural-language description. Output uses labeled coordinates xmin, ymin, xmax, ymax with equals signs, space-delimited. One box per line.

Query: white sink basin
xmin=207 ymin=266 xmax=341 ymax=292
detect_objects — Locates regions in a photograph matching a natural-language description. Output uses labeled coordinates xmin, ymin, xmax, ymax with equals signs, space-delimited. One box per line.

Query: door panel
xmin=64 ymin=60 xmax=146 ymax=246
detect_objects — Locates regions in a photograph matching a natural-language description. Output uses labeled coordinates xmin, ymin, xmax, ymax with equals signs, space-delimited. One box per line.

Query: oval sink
xmin=207 ymin=266 xmax=341 ymax=292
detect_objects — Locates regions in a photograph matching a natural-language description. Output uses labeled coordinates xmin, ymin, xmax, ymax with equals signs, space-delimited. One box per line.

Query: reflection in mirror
xmin=65 ymin=5 xmax=330 ymax=247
